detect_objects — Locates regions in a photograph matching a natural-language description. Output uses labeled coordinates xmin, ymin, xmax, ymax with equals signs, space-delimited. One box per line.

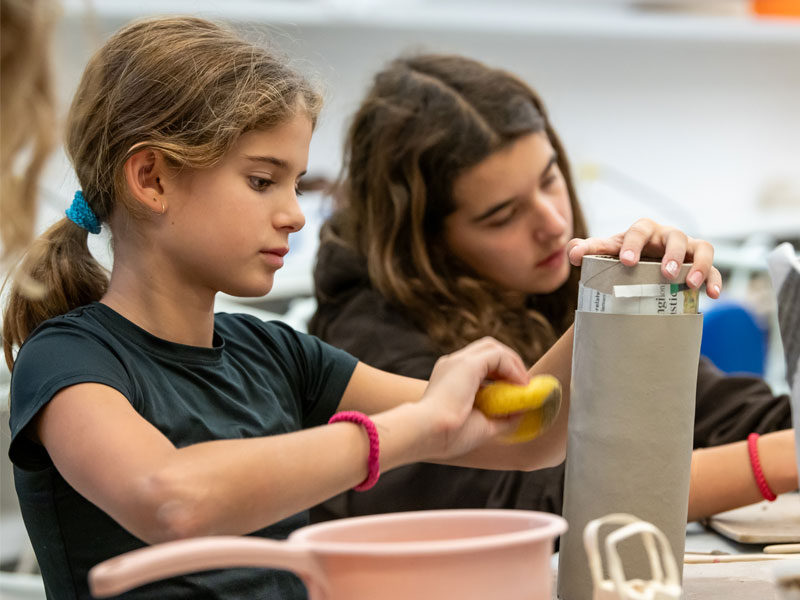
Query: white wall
xmin=294 ymin=23 xmax=800 ymax=241
xmin=40 ymin=2 xmax=800 ymax=242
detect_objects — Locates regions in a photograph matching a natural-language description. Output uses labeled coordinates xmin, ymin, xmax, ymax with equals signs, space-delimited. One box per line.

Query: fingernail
xmin=712 ymin=284 xmax=721 ymax=297
xmin=621 ymin=250 xmax=635 ymax=263
xmin=688 ymin=271 xmax=703 ymax=288
xmin=665 ymin=260 xmax=679 ymax=277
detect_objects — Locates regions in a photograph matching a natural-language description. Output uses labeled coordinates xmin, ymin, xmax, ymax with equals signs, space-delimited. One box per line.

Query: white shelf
xmin=61 ymin=0 xmax=800 ymax=43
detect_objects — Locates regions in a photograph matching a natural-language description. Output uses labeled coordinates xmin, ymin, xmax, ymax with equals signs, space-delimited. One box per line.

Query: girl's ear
xmin=123 ymin=147 xmax=169 ymax=215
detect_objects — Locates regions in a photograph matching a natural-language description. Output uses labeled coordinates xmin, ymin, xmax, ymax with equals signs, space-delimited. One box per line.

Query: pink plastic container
xmin=89 ymin=509 xmax=566 ymax=599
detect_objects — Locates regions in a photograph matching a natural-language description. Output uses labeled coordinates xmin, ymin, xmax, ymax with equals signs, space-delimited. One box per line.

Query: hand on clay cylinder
xmin=566 ymin=218 xmax=722 ymax=299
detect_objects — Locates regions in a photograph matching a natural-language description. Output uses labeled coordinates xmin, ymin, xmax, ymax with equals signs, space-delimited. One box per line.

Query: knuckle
xmin=669 ymin=229 xmax=687 ymax=242
xmin=627 ymin=222 xmax=651 ymax=237
xmin=476 ymin=336 xmax=495 ymax=350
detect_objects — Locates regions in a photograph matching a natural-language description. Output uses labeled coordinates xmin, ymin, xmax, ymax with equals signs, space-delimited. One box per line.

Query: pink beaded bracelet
xmin=747 ymin=433 xmax=777 ymax=502
xmin=328 ymin=411 xmax=380 ymax=492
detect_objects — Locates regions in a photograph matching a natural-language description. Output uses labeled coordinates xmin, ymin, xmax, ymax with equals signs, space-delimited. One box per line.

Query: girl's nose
xmin=532 ymin=195 xmax=567 ymax=242
xmin=275 ymin=191 xmax=306 ymax=233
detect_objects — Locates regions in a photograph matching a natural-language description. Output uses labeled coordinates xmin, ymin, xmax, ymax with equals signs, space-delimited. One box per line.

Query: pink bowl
xmin=90 ymin=509 xmax=566 ymax=599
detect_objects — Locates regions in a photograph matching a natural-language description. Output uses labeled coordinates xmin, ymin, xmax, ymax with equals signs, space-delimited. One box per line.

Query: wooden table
xmin=682 ymin=521 xmax=794 ymax=600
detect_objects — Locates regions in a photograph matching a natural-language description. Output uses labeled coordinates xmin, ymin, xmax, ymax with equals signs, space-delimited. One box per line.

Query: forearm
xmin=687 ymin=429 xmax=797 ymax=522
xmin=520 ymin=324 xmax=573 ymax=465
xmin=443 ymin=325 xmax=574 ymax=471
xmin=136 ymin=403 xmax=433 ymax=542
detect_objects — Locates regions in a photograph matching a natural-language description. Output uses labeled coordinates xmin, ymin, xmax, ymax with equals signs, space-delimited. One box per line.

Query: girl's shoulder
xmin=214 ymin=310 xmax=347 ymax=356
xmin=9 ymin=304 xmax=137 ymax=469
xmin=12 ymin=302 xmax=135 ymax=385
xmin=16 ymin=302 xmax=120 ymax=357
xmin=213 ymin=311 xmax=304 ymax=348
xmin=214 ymin=310 xmax=357 ymax=379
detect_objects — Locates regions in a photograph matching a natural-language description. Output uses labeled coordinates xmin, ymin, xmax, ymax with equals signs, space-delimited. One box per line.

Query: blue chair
xmin=700 ymin=301 xmax=768 ymax=377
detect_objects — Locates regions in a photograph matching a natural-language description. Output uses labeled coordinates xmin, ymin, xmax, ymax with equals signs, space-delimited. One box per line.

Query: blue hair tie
xmin=65 ymin=190 xmax=101 ymax=234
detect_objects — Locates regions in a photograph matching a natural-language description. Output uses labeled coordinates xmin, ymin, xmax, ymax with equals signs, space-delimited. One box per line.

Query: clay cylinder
xmin=557 ymin=256 xmax=703 ymax=600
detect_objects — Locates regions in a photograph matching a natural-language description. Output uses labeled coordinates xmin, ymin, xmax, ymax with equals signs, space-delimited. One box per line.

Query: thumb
xmin=480 ymin=412 xmax=525 ymax=441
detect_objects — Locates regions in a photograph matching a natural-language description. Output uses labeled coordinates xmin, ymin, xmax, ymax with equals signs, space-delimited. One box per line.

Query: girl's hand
xmin=566 ymin=218 xmax=722 ymax=299
xmin=418 ymin=337 xmax=530 ymax=460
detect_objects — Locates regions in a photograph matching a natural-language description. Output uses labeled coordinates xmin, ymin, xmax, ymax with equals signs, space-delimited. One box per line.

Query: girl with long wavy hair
xmin=309 ymin=54 xmax=795 ymax=525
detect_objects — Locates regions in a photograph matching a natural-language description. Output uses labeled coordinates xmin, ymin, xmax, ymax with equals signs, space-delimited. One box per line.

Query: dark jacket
xmin=308 ymin=232 xmax=793 ymax=522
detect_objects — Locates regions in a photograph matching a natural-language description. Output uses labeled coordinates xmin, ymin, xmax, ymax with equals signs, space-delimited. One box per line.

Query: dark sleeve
xmin=263 ymin=321 xmax=358 ymax=428
xmin=693 ymin=356 xmax=793 ymax=448
xmin=309 ymin=287 xmax=441 ymax=380
xmin=9 ymin=327 xmax=134 ymax=470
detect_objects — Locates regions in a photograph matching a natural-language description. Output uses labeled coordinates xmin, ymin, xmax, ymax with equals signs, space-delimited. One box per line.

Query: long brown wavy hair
xmin=328 ymin=54 xmax=587 ymax=365
xmin=3 ymin=16 xmax=321 ymax=368
xmin=0 ymin=0 xmax=58 ymax=265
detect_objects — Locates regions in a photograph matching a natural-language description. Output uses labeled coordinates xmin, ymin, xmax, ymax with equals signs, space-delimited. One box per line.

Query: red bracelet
xmin=747 ymin=433 xmax=778 ymax=502
xmin=328 ymin=411 xmax=380 ymax=492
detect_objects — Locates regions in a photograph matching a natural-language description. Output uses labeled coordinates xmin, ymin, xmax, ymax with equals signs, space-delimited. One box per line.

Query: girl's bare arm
xmin=688 ymin=429 xmax=797 ymax=521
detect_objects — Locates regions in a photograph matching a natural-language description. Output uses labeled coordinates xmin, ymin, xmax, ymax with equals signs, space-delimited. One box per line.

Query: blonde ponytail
xmin=3 ymin=219 xmax=108 ymax=368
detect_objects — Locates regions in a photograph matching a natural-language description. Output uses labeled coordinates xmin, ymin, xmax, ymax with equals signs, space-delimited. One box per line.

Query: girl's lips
xmin=537 ymin=247 xmax=566 ymax=269
xmin=260 ymin=251 xmax=285 ymax=268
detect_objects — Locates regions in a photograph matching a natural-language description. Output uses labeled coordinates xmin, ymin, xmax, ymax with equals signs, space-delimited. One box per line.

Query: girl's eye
xmin=248 ymin=176 xmax=274 ymax=191
xmin=295 ymin=184 xmax=304 ymax=197
xmin=489 ymin=207 xmax=518 ymax=228
xmin=541 ymin=174 xmax=557 ymax=189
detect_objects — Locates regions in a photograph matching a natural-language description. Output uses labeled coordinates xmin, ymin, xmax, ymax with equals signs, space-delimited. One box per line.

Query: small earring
xmin=153 ymin=197 xmax=166 ymax=215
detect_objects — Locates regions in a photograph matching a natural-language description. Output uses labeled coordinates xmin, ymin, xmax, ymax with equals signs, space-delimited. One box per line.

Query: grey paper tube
xmin=557 ymin=261 xmax=702 ymax=600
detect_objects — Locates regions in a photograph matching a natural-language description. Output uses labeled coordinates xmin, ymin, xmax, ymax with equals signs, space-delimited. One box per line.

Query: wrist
xmin=328 ymin=412 xmax=380 ymax=491
xmin=759 ymin=430 xmax=798 ymax=494
xmin=370 ymin=402 xmax=441 ymax=471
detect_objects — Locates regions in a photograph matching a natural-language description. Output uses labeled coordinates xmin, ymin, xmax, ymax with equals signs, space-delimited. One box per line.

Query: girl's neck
xmin=101 ymin=263 xmax=217 ymax=348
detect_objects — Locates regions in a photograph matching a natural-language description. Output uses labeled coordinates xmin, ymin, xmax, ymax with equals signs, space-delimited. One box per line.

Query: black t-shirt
xmin=8 ymin=302 xmax=357 ymax=600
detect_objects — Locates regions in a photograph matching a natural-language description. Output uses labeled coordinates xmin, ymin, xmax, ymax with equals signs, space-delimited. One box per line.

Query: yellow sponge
xmin=474 ymin=375 xmax=562 ymax=443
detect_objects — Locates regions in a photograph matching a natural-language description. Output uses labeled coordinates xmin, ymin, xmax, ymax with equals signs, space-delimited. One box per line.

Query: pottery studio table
xmin=551 ymin=492 xmax=800 ymax=599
